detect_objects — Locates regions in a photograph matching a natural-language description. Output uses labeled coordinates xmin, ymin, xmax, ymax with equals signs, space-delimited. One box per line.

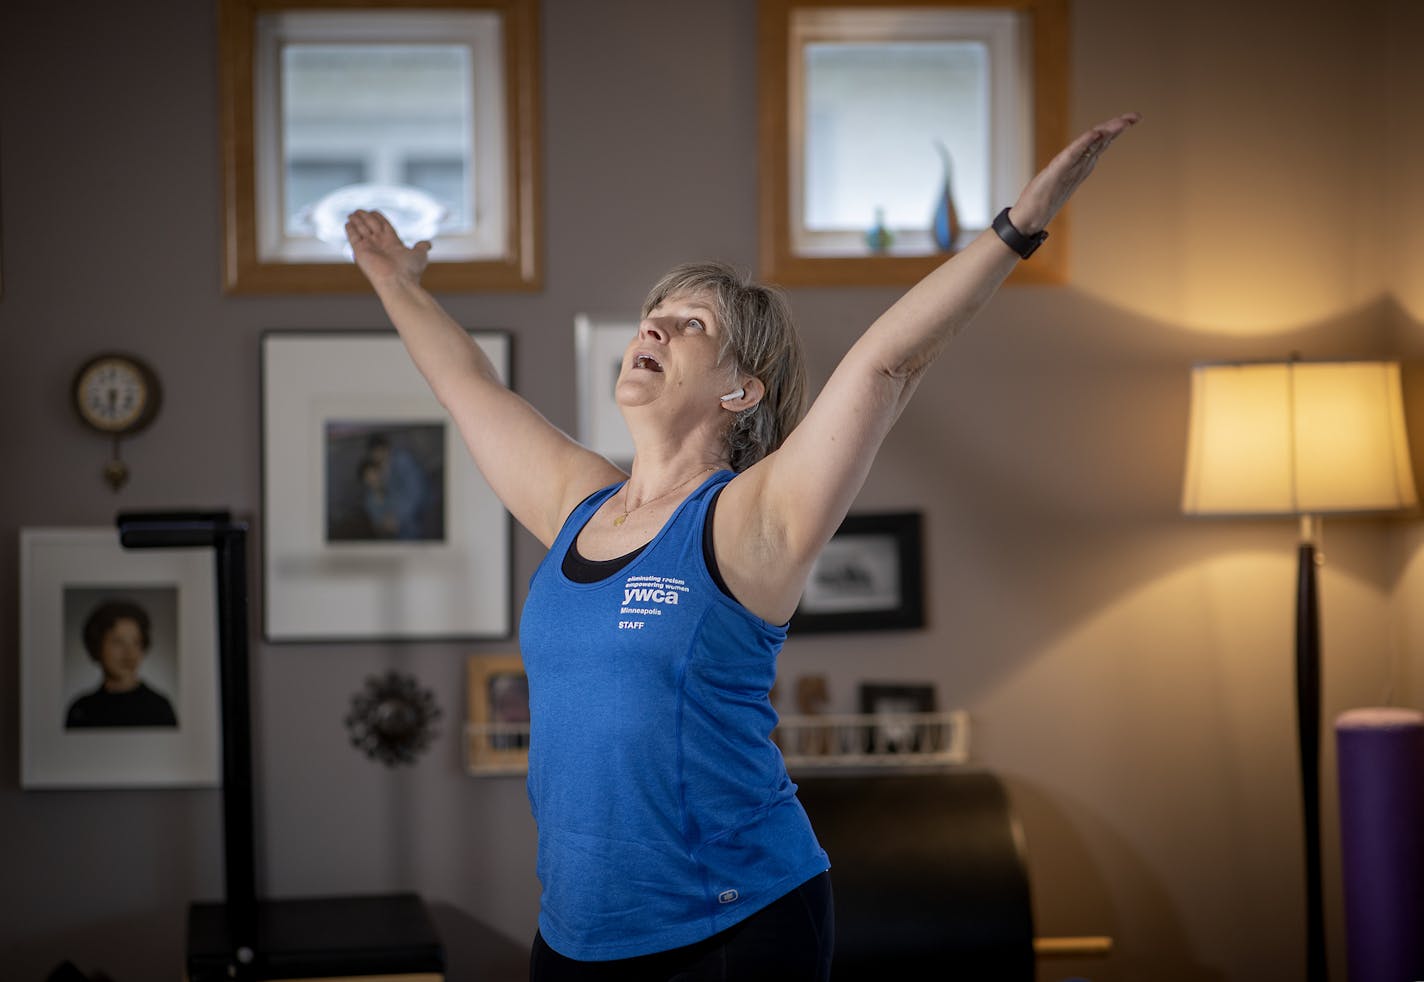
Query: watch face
xmin=74 ymin=355 xmax=159 ymax=434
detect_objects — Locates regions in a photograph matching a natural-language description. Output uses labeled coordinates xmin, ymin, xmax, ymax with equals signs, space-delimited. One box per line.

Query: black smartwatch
xmin=991 ymin=207 xmax=1048 ymax=259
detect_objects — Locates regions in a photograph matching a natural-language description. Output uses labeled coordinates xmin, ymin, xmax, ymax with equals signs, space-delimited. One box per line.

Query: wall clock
xmin=71 ymin=352 xmax=163 ymax=490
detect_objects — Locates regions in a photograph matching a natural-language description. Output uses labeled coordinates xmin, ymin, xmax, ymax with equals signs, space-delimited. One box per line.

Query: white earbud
xmin=720 ymin=387 xmax=745 ymax=402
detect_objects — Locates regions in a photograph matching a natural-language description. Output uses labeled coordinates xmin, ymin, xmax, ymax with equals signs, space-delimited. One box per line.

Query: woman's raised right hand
xmin=345 ymin=208 xmax=432 ymax=285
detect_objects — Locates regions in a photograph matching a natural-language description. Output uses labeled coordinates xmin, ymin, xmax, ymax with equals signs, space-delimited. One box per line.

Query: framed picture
xmin=574 ymin=314 xmax=636 ymax=464
xmin=19 ymin=528 xmax=221 ymax=788
xmin=859 ymin=682 xmax=937 ymax=754
xmin=791 ymin=512 xmax=925 ymax=633
xmin=262 ymin=330 xmax=513 ymax=641
xmin=465 ymin=653 xmax=529 ymax=776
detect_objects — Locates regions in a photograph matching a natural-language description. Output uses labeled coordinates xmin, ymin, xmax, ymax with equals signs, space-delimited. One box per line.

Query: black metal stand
xmin=1295 ymin=530 xmax=1326 ymax=982
xmin=118 ymin=510 xmax=444 ymax=981
xmin=117 ymin=511 xmax=258 ymax=973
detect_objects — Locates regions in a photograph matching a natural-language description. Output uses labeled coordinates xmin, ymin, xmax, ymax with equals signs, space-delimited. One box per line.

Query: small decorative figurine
xmin=865 ymin=207 xmax=893 ymax=254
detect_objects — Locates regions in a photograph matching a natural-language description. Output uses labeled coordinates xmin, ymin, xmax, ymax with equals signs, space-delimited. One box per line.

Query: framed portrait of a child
xmin=20 ymin=528 xmax=220 ymax=788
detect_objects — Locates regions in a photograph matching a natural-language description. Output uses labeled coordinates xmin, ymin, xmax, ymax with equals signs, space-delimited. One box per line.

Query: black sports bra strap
xmin=702 ymin=486 xmax=737 ymax=602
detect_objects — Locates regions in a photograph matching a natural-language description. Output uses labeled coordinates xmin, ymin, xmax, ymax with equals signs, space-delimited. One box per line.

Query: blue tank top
xmin=520 ymin=469 xmax=829 ymax=960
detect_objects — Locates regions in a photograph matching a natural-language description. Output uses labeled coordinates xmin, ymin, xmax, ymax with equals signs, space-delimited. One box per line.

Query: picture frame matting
xmin=574 ymin=313 xmax=636 ymax=465
xmin=19 ymin=528 xmax=221 ymax=789
xmin=262 ymin=329 xmax=513 ymax=642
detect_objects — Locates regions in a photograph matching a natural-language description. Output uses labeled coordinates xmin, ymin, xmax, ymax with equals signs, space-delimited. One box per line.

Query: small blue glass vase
xmin=931 ymin=140 xmax=961 ymax=252
xmin=865 ymin=207 xmax=893 ymax=254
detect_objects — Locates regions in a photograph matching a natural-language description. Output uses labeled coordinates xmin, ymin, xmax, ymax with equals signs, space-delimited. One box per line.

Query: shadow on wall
xmin=862 ymin=289 xmax=1421 ymax=690
xmin=1008 ymin=778 xmax=1228 ymax=982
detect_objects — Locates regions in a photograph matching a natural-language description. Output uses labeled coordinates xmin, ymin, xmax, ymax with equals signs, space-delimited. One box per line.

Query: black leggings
xmin=529 ymin=871 xmax=834 ymax=982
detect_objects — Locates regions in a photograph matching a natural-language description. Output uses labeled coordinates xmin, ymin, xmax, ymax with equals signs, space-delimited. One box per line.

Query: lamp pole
xmin=1296 ymin=515 xmax=1325 ymax=982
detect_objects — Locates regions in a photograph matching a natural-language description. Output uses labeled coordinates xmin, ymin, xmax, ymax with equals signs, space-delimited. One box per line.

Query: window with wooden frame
xmin=758 ymin=0 xmax=1068 ymax=287
xmin=219 ymin=0 xmax=540 ymax=293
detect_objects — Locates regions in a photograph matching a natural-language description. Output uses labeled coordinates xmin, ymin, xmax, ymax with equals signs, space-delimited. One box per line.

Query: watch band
xmin=991 ymin=207 xmax=1048 ymax=259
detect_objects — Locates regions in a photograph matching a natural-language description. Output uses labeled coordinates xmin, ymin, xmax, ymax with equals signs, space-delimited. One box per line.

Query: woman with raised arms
xmin=346 ymin=111 xmax=1139 ymax=982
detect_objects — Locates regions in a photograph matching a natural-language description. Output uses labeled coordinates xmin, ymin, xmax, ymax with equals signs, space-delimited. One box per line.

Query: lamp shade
xmin=1182 ymin=360 xmax=1418 ymax=515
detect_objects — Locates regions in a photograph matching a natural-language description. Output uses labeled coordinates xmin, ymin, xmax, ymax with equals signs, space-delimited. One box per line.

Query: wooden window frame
xmin=218 ymin=0 xmax=541 ymax=293
xmin=758 ymin=0 xmax=1069 ymax=287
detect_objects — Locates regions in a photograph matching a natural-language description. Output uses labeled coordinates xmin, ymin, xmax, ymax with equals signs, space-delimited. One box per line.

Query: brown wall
xmin=2 ymin=1 xmax=1420 ymax=980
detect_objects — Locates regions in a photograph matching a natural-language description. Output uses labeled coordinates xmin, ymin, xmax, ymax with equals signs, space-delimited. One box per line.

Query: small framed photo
xmin=262 ymin=330 xmax=513 ymax=641
xmin=465 ymin=653 xmax=530 ymax=776
xmin=859 ymin=682 xmax=937 ymax=754
xmin=19 ymin=528 xmax=221 ymax=788
xmin=574 ymin=314 xmax=635 ymax=464
xmin=791 ymin=512 xmax=925 ymax=633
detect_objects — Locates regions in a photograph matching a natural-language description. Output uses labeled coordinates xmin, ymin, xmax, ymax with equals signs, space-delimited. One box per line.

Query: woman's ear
xmin=720 ymin=378 xmax=765 ymax=411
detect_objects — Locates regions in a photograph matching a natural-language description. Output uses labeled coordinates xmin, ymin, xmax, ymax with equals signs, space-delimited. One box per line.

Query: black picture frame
xmin=859 ymin=682 xmax=937 ymax=754
xmin=790 ymin=512 xmax=925 ymax=633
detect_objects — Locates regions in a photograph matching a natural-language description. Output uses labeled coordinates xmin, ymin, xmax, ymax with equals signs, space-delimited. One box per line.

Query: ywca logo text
xmin=618 ymin=574 xmax=691 ymax=630
xmin=621 ymin=574 xmax=690 ymax=607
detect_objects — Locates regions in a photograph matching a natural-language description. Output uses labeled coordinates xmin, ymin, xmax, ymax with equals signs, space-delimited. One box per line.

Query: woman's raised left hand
xmin=1008 ymin=112 xmax=1140 ymax=235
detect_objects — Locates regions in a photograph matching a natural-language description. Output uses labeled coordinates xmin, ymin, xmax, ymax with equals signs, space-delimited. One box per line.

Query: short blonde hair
xmin=642 ymin=262 xmax=807 ymax=472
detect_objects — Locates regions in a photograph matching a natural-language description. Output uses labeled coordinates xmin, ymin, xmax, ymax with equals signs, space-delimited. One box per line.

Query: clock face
xmin=73 ymin=355 xmax=160 ymax=435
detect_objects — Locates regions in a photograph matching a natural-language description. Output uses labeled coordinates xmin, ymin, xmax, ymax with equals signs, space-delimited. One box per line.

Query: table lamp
xmin=1181 ymin=358 xmax=1417 ymax=982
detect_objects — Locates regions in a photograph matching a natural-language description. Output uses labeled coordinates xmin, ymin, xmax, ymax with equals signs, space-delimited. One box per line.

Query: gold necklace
xmin=613 ymin=467 xmax=713 ymax=527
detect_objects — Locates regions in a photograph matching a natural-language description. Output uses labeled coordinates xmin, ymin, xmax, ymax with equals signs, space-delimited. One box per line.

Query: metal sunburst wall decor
xmin=345 ymin=670 xmax=443 ymax=767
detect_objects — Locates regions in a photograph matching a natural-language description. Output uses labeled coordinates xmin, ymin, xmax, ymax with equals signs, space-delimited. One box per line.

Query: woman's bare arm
xmin=717 ymin=114 xmax=1141 ymax=624
xmin=345 ymin=210 xmax=623 ymax=546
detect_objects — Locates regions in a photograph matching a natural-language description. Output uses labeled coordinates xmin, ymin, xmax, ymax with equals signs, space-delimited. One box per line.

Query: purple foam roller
xmin=1336 ymin=707 xmax=1424 ymax=982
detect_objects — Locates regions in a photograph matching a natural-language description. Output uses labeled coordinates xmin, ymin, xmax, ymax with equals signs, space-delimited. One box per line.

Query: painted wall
xmin=1 ymin=1 xmax=1419 ymax=980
